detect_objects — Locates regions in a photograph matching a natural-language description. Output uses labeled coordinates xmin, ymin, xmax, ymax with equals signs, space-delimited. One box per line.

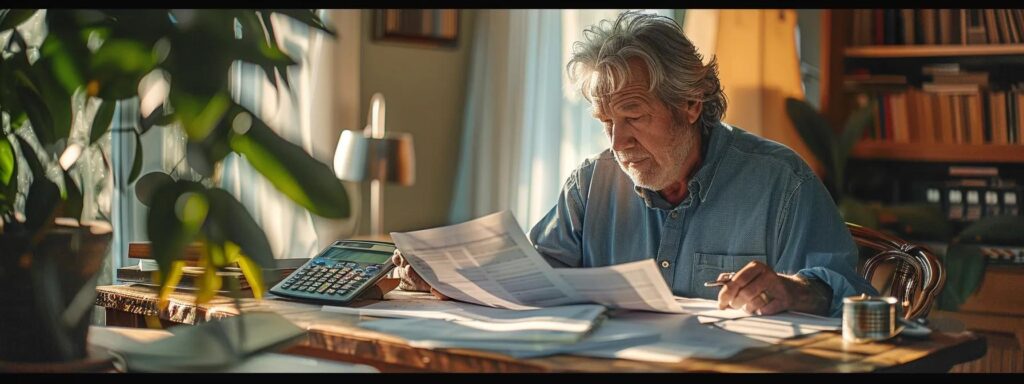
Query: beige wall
xmin=354 ymin=10 xmax=475 ymax=235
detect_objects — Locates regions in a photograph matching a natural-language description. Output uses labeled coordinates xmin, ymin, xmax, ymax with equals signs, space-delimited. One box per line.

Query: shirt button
xmin=669 ymin=211 xmax=679 ymax=219
xmin=660 ymin=260 xmax=671 ymax=269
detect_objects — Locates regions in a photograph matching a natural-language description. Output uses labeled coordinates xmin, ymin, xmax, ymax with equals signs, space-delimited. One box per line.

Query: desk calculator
xmin=269 ymin=240 xmax=396 ymax=305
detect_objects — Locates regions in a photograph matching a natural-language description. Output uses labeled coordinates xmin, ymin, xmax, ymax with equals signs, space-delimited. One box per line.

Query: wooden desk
xmin=929 ymin=265 xmax=1024 ymax=372
xmin=95 ymin=284 xmax=986 ymax=373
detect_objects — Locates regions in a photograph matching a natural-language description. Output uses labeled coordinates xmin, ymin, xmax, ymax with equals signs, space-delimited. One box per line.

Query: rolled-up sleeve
xmin=529 ymin=169 xmax=586 ymax=268
xmin=775 ymin=174 xmax=879 ymax=317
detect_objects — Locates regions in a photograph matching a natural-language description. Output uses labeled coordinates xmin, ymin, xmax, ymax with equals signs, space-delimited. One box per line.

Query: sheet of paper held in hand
xmin=389 ymin=210 xmax=684 ymax=313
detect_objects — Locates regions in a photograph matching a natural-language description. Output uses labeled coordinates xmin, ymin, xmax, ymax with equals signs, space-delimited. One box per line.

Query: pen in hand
xmin=703 ymin=272 xmax=735 ymax=287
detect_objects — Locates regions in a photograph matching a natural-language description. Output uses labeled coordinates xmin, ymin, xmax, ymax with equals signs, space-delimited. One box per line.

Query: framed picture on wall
xmin=373 ymin=9 xmax=459 ymax=47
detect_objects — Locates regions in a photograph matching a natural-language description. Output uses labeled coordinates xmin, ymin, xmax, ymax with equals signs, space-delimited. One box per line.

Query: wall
xmin=354 ymin=10 xmax=475 ymax=235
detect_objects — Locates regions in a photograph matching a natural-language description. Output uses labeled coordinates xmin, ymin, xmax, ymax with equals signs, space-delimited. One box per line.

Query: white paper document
xmin=671 ymin=297 xmax=754 ymax=323
xmin=357 ymin=317 xmax=660 ymax=359
xmin=323 ymin=299 xmax=607 ymax=341
xmin=390 ymin=211 xmax=684 ymax=313
xmin=711 ymin=311 xmax=841 ymax=343
xmin=570 ymin=310 xmax=771 ymax=363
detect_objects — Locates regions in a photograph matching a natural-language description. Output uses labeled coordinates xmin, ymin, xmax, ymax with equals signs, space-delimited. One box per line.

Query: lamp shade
xmin=334 ymin=130 xmax=416 ymax=186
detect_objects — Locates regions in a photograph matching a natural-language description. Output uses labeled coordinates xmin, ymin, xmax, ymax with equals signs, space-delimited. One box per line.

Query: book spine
xmin=901 ymin=9 xmax=915 ymax=45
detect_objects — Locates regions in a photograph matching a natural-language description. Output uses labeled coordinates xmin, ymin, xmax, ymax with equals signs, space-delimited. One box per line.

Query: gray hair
xmin=567 ymin=11 xmax=727 ymax=133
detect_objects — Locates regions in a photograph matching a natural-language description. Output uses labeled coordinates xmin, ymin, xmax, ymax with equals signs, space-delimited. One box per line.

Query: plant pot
xmin=0 ymin=219 xmax=112 ymax=363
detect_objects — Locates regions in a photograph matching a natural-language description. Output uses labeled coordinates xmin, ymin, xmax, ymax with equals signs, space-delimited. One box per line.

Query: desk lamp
xmin=333 ymin=93 xmax=416 ymax=238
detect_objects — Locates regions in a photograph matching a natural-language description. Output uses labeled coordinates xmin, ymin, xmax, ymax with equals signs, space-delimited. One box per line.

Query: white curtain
xmin=449 ymin=9 xmax=671 ymax=232
xmin=111 ymin=11 xmax=360 ymax=275
xmin=220 ymin=11 xmax=359 ymax=259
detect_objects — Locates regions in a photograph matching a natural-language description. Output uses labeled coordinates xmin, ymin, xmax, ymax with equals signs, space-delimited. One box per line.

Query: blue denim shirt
xmin=528 ymin=122 xmax=878 ymax=317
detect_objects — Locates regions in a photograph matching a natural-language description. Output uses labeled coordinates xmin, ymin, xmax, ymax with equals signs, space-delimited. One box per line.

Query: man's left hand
xmin=716 ymin=260 xmax=829 ymax=316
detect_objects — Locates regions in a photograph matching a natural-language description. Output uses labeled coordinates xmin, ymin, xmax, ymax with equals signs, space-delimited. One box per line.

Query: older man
xmin=394 ymin=11 xmax=876 ymax=317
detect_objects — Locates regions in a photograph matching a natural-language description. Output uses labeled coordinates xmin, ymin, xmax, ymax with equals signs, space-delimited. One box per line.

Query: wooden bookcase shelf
xmin=845 ymin=44 xmax=1024 ymax=58
xmin=851 ymin=142 xmax=1024 ymax=163
xmin=825 ymin=10 xmax=1024 ymax=166
xmin=826 ymin=10 xmax=1024 ymax=373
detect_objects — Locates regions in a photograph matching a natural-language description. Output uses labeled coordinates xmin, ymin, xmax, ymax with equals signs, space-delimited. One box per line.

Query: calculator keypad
xmin=279 ymin=262 xmax=386 ymax=297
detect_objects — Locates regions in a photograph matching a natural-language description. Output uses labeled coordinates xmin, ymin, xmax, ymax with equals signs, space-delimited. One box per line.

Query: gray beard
xmin=617 ymin=127 xmax=696 ymax=191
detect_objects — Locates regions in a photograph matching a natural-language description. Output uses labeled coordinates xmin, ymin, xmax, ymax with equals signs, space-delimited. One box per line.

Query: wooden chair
xmin=847 ymin=223 xmax=946 ymax=321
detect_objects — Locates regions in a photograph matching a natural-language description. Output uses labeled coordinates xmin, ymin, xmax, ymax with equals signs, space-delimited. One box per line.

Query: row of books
xmin=850 ymin=9 xmax=1024 ymax=46
xmin=846 ymin=65 xmax=1024 ymax=145
xmin=853 ymin=88 xmax=1024 ymax=145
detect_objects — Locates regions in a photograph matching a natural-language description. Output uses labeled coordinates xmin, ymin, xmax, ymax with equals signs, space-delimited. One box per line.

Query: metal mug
xmin=842 ymin=294 xmax=900 ymax=343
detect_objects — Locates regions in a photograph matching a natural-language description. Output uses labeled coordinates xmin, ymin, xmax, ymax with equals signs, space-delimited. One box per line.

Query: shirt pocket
xmin=691 ymin=253 xmax=768 ymax=299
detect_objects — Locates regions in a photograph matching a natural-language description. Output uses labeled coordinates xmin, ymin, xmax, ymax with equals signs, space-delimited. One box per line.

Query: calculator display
xmin=323 ymin=247 xmax=391 ymax=264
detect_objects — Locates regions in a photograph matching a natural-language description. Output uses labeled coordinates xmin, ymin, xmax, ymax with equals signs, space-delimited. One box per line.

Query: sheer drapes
xmin=449 ymin=9 xmax=669 ymax=231
xmin=111 ymin=11 xmax=358 ymax=277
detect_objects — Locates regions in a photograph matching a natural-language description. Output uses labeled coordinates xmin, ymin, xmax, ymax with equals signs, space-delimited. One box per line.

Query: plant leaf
xmin=156 ymin=260 xmax=186 ymax=311
xmin=784 ymin=97 xmax=835 ymax=179
xmin=184 ymin=112 xmax=233 ymax=177
xmin=874 ymin=203 xmax=951 ymax=242
xmin=90 ymin=38 xmax=157 ymax=99
xmin=235 ymin=253 xmax=265 ymax=300
xmin=90 ymin=99 xmax=116 ymax=144
xmin=15 ymin=73 xmax=56 ymax=146
xmin=0 ymin=134 xmax=15 ymax=187
xmin=61 ymin=171 xmax=83 ymax=220
xmin=24 ymin=177 xmax=61 ymax=234
xmin=0 ymin=135 xmax=16 ymax=209
xmin=937 ymin=243 xmax=986 ymax=311
xmin=39 ymin=10 xmax=98 ymax=92
xmin=954 ymin=215 xmax=1024 ymax=246
xmin=169 ymin=89 xmax=231 ymax=140
xmin=134 ymin=171 xmax=174 ymax=207
xmin=129 ymin=128 xmax=143 ymax=183
xmin=205 ymin=187 xmax=274 ymax=268
xmin=837 ymin=101 xmax=876 ymax=167
xmin=14 ymin=135 xmax=44 ymax=179
xmin=146 ymin=180 xmax=206 ymax=287
xmin=228 ymin=106 xmax=350 ymax=218
xmin=195 ymin=245 xmax=223 ymax=306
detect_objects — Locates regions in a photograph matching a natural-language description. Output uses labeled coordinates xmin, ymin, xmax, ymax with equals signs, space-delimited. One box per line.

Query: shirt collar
xmin=632 ymin=122 xmax=734 ymax=208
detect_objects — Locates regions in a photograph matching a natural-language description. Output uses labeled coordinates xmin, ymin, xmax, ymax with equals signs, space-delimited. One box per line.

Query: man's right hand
xmin=391 ymin=250 xmax=450 ymax=300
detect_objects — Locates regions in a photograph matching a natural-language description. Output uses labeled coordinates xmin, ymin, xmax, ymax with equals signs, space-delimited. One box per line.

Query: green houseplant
xmin=784 ymin=97 xmax=950 ymax=239
xmin=0 ymin=9 xmax=349 ymax=363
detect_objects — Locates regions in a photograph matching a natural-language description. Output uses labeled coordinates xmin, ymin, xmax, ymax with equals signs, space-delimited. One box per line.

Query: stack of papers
xmin=390 ymin=211 xmax=684 ymax=313
xmin=324 ymin=298 xmax=606 ymax=343
xmin=358 ymin=317 xmax=660 ymax=359
xmin=323 ymin=292 xmax=656 ymax=358
xmin=675 ymin=297 xmax=841 ymax=343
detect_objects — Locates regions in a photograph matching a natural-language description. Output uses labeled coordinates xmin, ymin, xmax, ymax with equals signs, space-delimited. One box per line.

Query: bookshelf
xmin=850 ymin=142 xmax=1024 ymax=163
xmin=824 ymin=10 xmax=1024 ymax=164
xmin=845 ymin=44 xmax=1024 ymax=58
xmin=820 ymin=13 xmax=1024 ymax=165
xmin=823 ymin=10 xmax=1024 ymax=373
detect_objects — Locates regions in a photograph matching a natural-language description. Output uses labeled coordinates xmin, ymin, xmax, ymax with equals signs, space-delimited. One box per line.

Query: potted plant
xmin=0 ymin=9 xmax=349 ymax=363
xmin=784 ymin=97 xmax=951 ymax=239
